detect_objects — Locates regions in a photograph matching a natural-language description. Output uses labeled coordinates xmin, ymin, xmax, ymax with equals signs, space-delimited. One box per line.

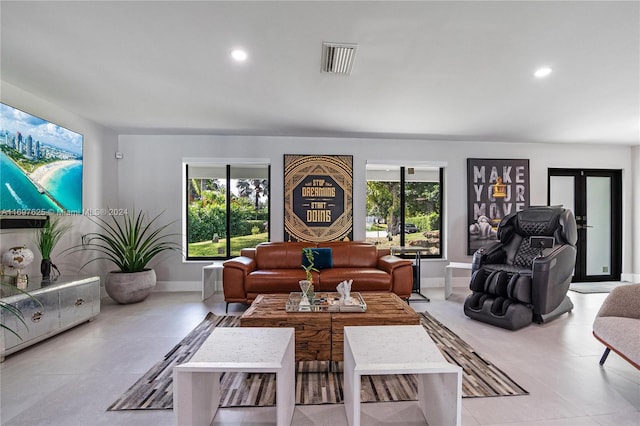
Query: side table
xmin=173 ymin=327 xmax=295 ymax=426
xmin=343 ymin=325 xmax=461 ymax=426
xmin=444 ymin=262 xmax=473 ymax=299
xmin=201 ymin=261 xmax=224 ymax=300
xmin=391 ymin=246 xmax=430 ymax=301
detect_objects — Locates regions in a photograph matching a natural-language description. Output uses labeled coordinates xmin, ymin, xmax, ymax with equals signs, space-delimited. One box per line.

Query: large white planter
xmin=105 ymin=269 xmax=156 ymax=304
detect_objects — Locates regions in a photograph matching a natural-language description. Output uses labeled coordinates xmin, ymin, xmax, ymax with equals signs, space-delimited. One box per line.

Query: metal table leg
xmin=409 ymin=251 xmax=430 ymax=302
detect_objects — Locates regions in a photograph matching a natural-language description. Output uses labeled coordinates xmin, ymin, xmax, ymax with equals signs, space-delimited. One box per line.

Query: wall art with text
xmin=284 ymin=154 xmax=353 ymax=242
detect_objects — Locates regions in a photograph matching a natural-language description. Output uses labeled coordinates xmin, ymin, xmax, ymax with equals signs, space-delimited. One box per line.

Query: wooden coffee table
xmin=240 ymin=292 xmax=420 ymax=362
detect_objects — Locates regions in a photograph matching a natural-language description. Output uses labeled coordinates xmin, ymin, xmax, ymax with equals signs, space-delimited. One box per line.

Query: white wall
xmin=1 ymin=83 xmax=634 ymax=287
xmin=632 ymin=146 xmax=640 ymax=282
xmin=117 ymin=134 xmax=635 ymax=288
xmin=0 ymin=82 xmax=119 ymax=280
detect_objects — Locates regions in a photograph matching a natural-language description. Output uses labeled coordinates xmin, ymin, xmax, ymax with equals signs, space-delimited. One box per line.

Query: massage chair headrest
xmin=497 ymin=206 xmax=577 ymax=246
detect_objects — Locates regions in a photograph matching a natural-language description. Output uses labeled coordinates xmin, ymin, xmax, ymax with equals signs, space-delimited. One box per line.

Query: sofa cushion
xmin=318 ymin=242 xmax=378 ymax=268
xmin=255 ymin=241 xmax=309 ymax=269
xmin=246 ymin=269 xmax=308 ymax=293
xmin=302 ymin=248 xmax=333 ymax=269
xmin=316 ymin=268 xmax=391 ymax=292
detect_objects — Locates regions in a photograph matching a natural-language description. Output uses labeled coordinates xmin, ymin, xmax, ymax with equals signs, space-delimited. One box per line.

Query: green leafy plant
xmin=35 ymin=216 xmax=71 ymax=260
xmin=302 ymin=248 xmax=318 ymax=282
xmin=69 ymin=210 xmax=182 ymax=273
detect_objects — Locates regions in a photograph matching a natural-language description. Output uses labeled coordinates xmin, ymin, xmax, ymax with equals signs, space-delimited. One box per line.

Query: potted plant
xmin=35 ymin=216 xmax=71 ymax=279
xmin=69 ymin=210 xmax=182 ymax=304
xmin=300 ymin=248 xmax=318 ymax=302
xmin=301 ymin=247 xmax=318 ymax=282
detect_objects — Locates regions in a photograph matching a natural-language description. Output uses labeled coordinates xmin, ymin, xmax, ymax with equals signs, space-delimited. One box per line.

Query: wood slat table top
xmin=241 ymin=292 xmax=418 ymax=321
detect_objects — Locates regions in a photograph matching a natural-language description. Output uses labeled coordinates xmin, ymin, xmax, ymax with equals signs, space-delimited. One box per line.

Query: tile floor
xmin=1 ymin=287 xmax=638 ymax=426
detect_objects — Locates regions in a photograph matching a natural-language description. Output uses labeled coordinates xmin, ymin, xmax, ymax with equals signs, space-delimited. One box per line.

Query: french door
xmin=548 ymin=169 xmax=622 ymax=282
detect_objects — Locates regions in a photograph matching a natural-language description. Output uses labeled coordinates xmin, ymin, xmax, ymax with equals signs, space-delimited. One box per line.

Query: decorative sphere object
xmin=3 ymin=246 xmax=34 ymax=270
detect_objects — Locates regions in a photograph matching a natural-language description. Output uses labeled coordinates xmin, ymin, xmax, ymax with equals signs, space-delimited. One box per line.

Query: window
xmin=366 ymin=164 xmax=443 ymax=257
xmin=185 ymin=163 xmax=270 ymax=260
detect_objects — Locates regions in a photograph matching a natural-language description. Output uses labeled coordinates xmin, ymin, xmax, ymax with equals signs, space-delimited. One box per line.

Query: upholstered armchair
xmin=463 ymin=206 xmax=578 ymax=330
xmin=592 ymin=283 xmax=640 ymax=369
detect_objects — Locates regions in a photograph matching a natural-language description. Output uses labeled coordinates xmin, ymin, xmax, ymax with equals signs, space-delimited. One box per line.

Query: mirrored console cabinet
xmin=1 ymin=276 xmax=100 ymax=362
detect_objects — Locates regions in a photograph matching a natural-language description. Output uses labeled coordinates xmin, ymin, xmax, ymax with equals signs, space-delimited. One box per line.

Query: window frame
xmin=183 ymin=159 xmax=271 ymax=261
xmin=365 ymin=163 xmax=444 ymax=259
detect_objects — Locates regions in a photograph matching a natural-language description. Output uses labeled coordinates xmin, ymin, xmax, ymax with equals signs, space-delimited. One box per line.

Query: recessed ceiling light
xmin=230 ymin=49 xmax=248 ymax=62
xmin=534 ymin=67 xmax=552 ymax=78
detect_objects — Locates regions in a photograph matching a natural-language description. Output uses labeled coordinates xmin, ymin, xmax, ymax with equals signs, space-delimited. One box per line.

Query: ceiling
xmin=1 ymin=1 xmax=638 ymax=145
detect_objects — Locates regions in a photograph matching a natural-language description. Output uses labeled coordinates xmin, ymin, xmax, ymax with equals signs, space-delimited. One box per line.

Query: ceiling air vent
xmin=321 ymin=42 xmax=357 ymax=75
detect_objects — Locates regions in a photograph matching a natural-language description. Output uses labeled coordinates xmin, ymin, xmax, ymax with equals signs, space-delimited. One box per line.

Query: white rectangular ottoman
xmin=173 ymin=327 xmax=295 ymax=426
xmin=343 ymin=325 xmax=462 ymax=426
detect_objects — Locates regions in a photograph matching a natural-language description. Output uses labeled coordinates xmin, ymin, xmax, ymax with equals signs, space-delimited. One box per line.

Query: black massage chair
xmin=463 ymin=205 xmax=578 ymax=330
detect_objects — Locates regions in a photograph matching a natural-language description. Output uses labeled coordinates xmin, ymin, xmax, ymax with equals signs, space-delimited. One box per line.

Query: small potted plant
xmin=35 ymin=216 xmax=71 ymax=279
xmin=302 ymin=247 xmax=319 ymax=282
xmin=67 ymin=210 xmax=182 ymax=304
xmin=300 ymin=248 xmax=318 ymax=303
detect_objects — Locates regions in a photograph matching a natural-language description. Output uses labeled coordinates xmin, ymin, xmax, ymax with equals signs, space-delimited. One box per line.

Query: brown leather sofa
xmin=222 ymin=241 xmax=413 ymax=310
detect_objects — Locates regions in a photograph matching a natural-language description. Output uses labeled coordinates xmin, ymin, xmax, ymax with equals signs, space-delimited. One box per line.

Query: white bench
xmin=173 ymin=327 xmax=295 ymax=426
xmin=343 ymin=325 xmax=462 ymax=426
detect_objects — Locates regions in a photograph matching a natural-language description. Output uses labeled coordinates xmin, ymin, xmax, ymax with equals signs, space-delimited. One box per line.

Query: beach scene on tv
xmin=0 ymin=103 xmax=83 ymax=214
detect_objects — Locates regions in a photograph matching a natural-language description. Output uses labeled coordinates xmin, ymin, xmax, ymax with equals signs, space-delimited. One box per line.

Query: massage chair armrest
xmin=472 ymin=242 xmax=505 ymax=273
xmin=530 ymin=244 xmax=577 ymax=314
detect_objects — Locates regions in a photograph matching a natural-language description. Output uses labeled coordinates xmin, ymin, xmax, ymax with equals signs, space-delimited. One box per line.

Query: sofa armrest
xmin=222 ymin=256 xmax=256 ymax=303
xmin=596 ymin=283 xmax=640 ymax=320
xmin=224 ymin=256 xmax=256 ymax=273
xmin=240 ymin=247 xmax=256 ymax=259
xmin=378 ymin=255 xmax=414 ymax=299
xmin=377 ymin=248 xmax=391 ymax=257
xmin=377 ymin=255 xmax=412 ymax=273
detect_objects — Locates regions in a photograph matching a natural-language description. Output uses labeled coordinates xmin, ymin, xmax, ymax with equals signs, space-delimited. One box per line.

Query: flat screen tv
xmin=0 ymin=103 xmax=83 ymax=216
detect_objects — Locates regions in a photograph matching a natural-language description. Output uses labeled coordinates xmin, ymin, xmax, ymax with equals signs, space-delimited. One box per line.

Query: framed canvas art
xmin=467 ymin=158 xmax=530 ymax=255
xmin=284 ymin=154 xmax=353 ymax=242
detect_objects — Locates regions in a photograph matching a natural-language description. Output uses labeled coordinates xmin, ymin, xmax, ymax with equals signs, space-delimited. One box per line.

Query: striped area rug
xmin=108 ymin=312 xmax=527 ymax=410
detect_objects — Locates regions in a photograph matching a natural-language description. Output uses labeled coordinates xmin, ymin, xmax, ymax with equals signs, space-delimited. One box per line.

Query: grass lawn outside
xmin=188 ymin=233 xmax=268 ymax=257
xmin=365 ymin=229 xmax=439 ymax=255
